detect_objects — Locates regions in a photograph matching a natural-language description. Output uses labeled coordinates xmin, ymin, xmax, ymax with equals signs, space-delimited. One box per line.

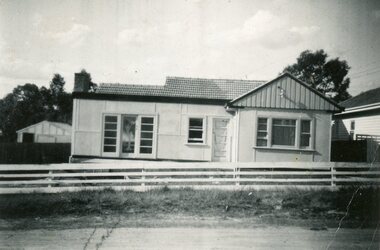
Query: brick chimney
xmin=73 ymin=72 xmax=90 ymax=93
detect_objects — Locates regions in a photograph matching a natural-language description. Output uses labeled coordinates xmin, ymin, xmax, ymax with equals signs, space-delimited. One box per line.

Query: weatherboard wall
xmin=71 ymin=99 xmax=236 ymax=161
xmin=237 ymin=108 xmax=331 ymax=162
xmin=332 ymin=112 xmax=380 ymax=140
xmin=233 ymin=75 xmax=339 ymax=112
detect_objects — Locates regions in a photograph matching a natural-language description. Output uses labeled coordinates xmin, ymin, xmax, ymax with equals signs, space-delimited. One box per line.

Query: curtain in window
xmin=272 ymin=119 xmax=296 ymax=146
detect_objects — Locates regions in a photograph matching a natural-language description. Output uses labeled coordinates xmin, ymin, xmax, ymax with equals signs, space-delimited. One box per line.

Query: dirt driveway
xmin=1 ymin=218 xmax=379 ymax=250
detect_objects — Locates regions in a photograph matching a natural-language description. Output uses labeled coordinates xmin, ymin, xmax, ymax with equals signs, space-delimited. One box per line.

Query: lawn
xmin=0 ymin=186 xmax=379 ymax=228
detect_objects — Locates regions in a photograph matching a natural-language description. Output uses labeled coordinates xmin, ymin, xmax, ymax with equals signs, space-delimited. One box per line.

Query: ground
xmin=0 ymin=188 xmax=379 ymax=249
xmin=0 ymin=215 xmax=379 ymax=249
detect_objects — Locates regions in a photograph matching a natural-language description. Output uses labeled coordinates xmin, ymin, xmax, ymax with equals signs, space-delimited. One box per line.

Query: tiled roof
xmin=340 ymin=87 xmax=380 ymax=109
xmin=96 ymin=76 xmax=266 ymax=100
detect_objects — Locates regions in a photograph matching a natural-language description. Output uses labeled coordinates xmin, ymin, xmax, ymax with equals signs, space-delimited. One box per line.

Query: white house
xmin=17 ymin=120 xmax=72 ymax=143
xmin=71 ymin=72 xmax=342 ymax=162
xmin=333 ymin=87 xmax=380 ymax=141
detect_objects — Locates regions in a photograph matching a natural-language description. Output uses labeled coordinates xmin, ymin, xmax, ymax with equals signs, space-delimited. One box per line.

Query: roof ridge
xmin=99 ymin=83 xmax=164 ymax=88
xmin=166 ymin=76 xmax=266 ymax=82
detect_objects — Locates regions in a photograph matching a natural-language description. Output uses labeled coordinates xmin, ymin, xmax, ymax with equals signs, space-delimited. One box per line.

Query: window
xmin=103 ymin=115 xmax=118 ymax=153
xmin=139 ymin=117 xmax=154 ymax=154
xmin=256 ymin=117 xmax=314 ymax=150
xmin=349 ymin=120 xmax=355 ymax=140
xmin=272 ymin=119 xmax=296 ymax=146
xmin=256 ymin=118 xmax=268 ymax=146
xmin=188 ymin=118 xmax=204 ymax=143
xmin=300 ymin=120 xmax=311 ymax=147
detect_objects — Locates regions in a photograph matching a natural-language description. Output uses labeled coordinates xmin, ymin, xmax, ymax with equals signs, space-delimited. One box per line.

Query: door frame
xmin=120 ymin=114 xmax=139 ymax=158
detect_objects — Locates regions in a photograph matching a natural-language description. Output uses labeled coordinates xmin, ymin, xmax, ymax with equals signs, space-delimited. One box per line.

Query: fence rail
xmin=0 ymin=161 xmax=379 ymax=193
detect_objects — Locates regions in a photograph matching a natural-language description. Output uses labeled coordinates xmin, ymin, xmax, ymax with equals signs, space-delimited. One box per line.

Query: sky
xmin=1 ymin=0 xmax=380 ymax=98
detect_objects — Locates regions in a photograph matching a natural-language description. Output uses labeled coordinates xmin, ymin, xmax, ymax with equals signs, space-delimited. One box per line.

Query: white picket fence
xmin=0 ymin=161 xmax=379 ymax=193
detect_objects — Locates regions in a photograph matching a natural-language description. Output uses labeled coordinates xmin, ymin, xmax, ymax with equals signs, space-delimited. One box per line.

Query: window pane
xmin=258 ymin=124 xmax=267 ymax=131
xmin=189 ymin=118 xmax=203 ymax=127
xmin=104 ymin=130 xmax=117 ymax=137
xmin=140 ymin=147 xmax=152 ymax=154
xmin=257 ymin=132 xmax=267 ymax=138
xmin=140 ymin=139 xmax=153 ymax=146
xmin=105 ymin=123 xmax=117 ymax=130
xmin=301 ymin=120 xmax=311 ymax=133
xmin=105 ymin=116 xmax=117 ymax=123
xmin=257 ymin=139 xmax=267 ymax=146
xmin=141 ymin=124 xmax=153 ymax=131
xmin=273 ymin=119 xmax=296 ymax=126
xmin=104 ymin=138 xmax=116 ymax=145
xmin=272 ymin=119 xmax=296 ymax=146
xmin=189 ymin=130 xmax=203 ymax=139
xmin=141 ymin=132 xmax=153 ymax=139
xmin=301 ymin=134 xmax=310 ymax=147
xmin=142 ymin=117 xmax=154 ymax=124
xmin=103 ymin=146 xmax=116 ymax=152
xmin=258 ymin=118 xmax=267 ymax=124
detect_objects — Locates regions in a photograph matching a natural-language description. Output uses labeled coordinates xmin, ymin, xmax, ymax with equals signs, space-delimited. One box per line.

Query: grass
xmin=0 ymin=187 xmax=379 ymax=227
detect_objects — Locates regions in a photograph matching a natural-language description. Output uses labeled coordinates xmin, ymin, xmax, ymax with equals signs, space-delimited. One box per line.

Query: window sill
xmin=185 ymin=143 xmax=208 ymax=147
xmin=253 ymin=146 xmax=315 ymax=152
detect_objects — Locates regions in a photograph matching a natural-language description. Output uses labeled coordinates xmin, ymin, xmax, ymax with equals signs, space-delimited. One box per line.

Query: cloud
xmin=116 ymin=22 xmax=187 ymax=46
xmin=116 ymin=27 xmax=158 ymax=45
xmin=373 ymin=10 xmax=380 ymax=20
xmin=47 ymin=23 xmax=91 ymax=48
xmin=207 ymin=10 xmax=320 ymax=49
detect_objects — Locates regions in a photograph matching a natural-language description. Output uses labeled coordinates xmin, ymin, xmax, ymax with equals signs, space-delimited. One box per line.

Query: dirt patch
xmin=0 ymin=187 xmax=379 ymax=229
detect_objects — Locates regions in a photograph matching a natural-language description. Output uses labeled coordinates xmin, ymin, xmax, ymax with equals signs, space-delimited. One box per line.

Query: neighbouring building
xmin=17 ymin=120 xmax=72 ymax=143
xmin=71 ymin=72 xmax=342 ymax=162
xmin=333 ymin=87 xmax=380 ymax=141
xmin=332 ymin=87 xmax=380 ymax=162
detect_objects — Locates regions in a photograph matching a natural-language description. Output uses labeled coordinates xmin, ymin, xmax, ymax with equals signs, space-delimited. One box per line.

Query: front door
xmin=212 ymin=118 xmax=230 ymax=162
xmin=121 ymin=115 xmax=137 ymax=157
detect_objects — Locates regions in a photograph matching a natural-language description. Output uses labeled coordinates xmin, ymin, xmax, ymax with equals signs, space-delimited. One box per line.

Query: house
xmin=333 ymin=87 xmax=380 ymax=141
xmin=332 ymin=87 xmax=380 ymax=162
xmin=71 ymin=72 xmax=342 ymax=162
xmin=16 ymin=120 xmax=72 ymax=143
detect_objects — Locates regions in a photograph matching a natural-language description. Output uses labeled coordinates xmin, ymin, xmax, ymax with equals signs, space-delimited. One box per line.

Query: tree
xmin=283 ymin=49 xmax=351 ymax=102
xmin=50 ymin=74 xmax=65 ymax=99
xmin=0 ymin=74 xmax=73 ymax=142
xmin=0 ymin=84 xmax=46 ymax=141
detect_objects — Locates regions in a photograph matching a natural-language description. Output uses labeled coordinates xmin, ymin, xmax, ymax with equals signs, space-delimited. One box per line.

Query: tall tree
xmin=0 ymin=84 xmax=45 ymax=141
xmin=283 ymin=49 xmax=351 ymax=102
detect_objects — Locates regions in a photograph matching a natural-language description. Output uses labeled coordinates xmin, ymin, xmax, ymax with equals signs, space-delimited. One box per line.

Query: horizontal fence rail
xmin=0 ymin=161 xmax=379 ymax=193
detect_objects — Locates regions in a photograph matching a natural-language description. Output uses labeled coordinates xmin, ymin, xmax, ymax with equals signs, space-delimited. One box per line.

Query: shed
xmin=16 ymin=121 xmax=72 ymax=143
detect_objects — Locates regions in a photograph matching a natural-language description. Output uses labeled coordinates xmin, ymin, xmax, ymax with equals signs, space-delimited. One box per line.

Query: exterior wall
xmin=333 ymin=113 xmax=380 ymax=140
xmin=72 ymin=99 xmax=234 ymax=161
xmin=237 ymin=108 xmax=331 ymax=162
xmin=17 ymin=121 xmax=71 ymax=143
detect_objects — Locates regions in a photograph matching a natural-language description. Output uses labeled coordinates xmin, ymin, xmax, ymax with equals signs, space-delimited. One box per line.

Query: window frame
xmin=102 ymin=114 xmax=121 ymax=157
xmin=271 ymin=118 xmax=297 ymax=147
xmin=255 ymin=116 xmax=314 ymax=151
xmin=101 ymin=113 xmax=157 ymax=158
xmin=187 ymin=117 xmax=207 ymax=145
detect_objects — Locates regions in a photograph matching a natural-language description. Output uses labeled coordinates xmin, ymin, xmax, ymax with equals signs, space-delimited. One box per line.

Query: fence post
xmin=141 ymin=168 xmax=145 ymax=187
xmin=330 ymin=164 xmax=336 ymax=187
xmin=235 ymin=167 xmax=240 ymax=186
xmin=48 ymin=170 xmax=52 ymax=188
